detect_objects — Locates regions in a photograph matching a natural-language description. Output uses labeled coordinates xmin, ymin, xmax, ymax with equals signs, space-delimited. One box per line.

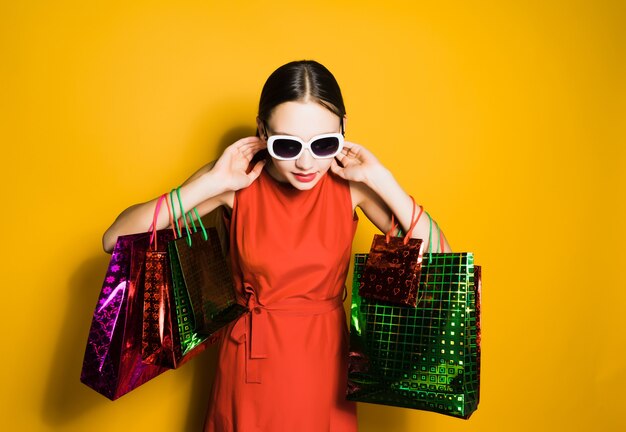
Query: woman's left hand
xmin=330 ymin=141 xmax=388 ymax=185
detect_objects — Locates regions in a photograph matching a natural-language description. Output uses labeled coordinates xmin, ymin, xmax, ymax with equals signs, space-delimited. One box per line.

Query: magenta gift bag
xmin=81 ymin=196 xmax=174 ymax=400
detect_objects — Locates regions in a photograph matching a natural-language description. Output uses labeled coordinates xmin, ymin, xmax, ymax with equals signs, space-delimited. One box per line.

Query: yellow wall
xmin=2 ymin=1 xmax=625 ymax=430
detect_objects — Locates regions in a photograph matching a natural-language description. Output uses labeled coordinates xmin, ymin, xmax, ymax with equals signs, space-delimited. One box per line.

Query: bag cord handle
xmin=386 ymin=196 xmax=423 ymax=245
xmin=193 ymin=208 xmax=208 ymax=241
xmin=175 ymin=187 xmax=193 ymax=247
xmin=165 ymin=193 xmax=178 ymax=239
xmin=149 ymin=194 xmax=167 ymax=250
xmin=170 ymin=189 xmax=182 ymax=238
xmin=424 ymin=211 xmax=445 ymax=263
xmin=172 ymin=187 xmax=209 ymax=247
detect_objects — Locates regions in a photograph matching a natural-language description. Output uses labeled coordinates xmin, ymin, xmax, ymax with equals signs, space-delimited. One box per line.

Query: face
xmin=258 ymin=100 xmax=343 ymax=191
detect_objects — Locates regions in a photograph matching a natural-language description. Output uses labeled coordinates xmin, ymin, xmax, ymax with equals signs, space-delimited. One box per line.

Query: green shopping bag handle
xmin=184 ymin=208 xmax=208 ymax=242
xmin=170 ymin=189 xmax=183 ymax=238
xmin=170 ymin=187 xmax=209 ymax=246
xmin=177 ymin=187 xmax=208 ymax=243
xmin=423 ymin=211 xmax=445 ymax=264
xmin=165 ymin=193 xmax=180 ymax=240
xmin=193 ymin=208 xmax=208 ymax=241
xmin=185 ymin=210 xmax=198 ymax=234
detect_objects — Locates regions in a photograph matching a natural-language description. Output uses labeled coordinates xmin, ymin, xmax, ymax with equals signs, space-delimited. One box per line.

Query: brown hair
xmin=257 ymin=60 xmax=346 ymax=137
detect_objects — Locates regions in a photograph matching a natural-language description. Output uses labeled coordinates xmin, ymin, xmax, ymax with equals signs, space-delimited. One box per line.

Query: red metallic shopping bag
xmin=141 ymin=194 xmax=182 ymax=368
xmin=358 ymin=197 xmax=425 ymax=307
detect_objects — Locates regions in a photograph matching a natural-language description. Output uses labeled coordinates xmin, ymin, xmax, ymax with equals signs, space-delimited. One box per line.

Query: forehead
xmin=267 ymin=101 xmax=340 ymax=140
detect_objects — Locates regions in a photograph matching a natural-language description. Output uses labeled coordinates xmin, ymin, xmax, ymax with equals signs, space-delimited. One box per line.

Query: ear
xmin=342 ymin=115 xmax=347 ymax=135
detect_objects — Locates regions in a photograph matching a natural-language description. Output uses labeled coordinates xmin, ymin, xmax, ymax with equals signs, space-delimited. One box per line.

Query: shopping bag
xmin=81 ymin=195 xmax=174 ymax=400
xmin=359 ymin=198 xmax=425 ymax=307
xmin=142 ymin=189 xmax=239 ymax=368
xmin=141 ymin=195 xmax=181 ymax=368
xmin=347 ymin=249 xmax=482 ymax=419
xmin=168 ymin=188 xmax=246 ymax=342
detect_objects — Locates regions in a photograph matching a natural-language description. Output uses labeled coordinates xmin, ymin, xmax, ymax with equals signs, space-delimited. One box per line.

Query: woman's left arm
xmin=331 ymin=141 xmax=452 ymax=252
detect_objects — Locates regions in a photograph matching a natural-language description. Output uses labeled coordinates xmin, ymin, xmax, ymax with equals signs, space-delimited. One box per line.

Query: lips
xmin=292 ymin=172 xmax=317 ymax=183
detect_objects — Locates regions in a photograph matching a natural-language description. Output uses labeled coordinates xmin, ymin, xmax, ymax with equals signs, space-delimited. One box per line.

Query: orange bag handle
xmin=149 ymin=194 xmax=167 ymax=250
xmin=386 ymin=196 xmax=424 ymax=245
xmin=148 ymin=193 xmax=181 ymax=251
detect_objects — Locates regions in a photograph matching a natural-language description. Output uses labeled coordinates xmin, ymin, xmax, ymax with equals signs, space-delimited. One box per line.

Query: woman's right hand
xmin=210 ymin=136 xmax=267 ymax=192
xmin=102 ymin=136 xmax=266 ymax=253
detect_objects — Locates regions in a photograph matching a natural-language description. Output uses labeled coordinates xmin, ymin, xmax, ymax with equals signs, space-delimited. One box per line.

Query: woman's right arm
xmin=102 ymin=136 xmax=266 ymax=253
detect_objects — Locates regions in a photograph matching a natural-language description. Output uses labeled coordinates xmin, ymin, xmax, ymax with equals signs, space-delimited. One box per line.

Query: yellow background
xmin=2 ymin=0 xmax=625 ymax=430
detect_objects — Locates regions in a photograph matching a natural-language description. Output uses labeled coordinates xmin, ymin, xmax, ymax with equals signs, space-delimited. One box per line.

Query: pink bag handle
xmin=149 ymin=193 xmax=178 ymax=251
xmin=386 ymin=196 xmax=423 ymax=245
xmin=149 ymin=194 xmax=167 ymax=250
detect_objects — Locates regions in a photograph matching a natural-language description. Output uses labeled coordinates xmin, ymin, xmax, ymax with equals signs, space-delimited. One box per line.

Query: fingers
xmin=241 ymin=146 xmax=259 ymax=160
xmin=234 ymin=136 xmax=262 ymax=146
xmin=341 ymin=141 xmax=361 ymax=153
xmin=229 ymin=137 xmax=265 ymax=160
xmin=336 ymin=149 xmax=359 ymax=167
xmin=330 ymin=159 xmax=347 ymax=179
xmin=238 ymin=138 xmax=264 ymax=150
xmin=228 ymin=136 xmax=263 ymax=152
xmin=339 ymin=142 xmax=360 ymax=159
xmin=340 ymin=141 xmax=377 ymax=164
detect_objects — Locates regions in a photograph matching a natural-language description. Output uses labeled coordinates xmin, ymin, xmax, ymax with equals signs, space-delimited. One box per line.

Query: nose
xmin=295 ymin=148 xmax=314 ymax=171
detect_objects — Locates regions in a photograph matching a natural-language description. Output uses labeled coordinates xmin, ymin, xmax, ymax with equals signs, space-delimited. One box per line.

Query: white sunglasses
xmin=267 ymin=132 xmax=344 ymax=160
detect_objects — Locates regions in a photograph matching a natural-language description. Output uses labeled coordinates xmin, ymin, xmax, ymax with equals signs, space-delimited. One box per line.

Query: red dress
xmin=204 ymin=168 xmax=359 ymax=432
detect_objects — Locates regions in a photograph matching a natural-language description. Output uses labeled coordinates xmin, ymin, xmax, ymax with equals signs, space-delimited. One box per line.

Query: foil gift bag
xmin=141 ymin=196 xmax=181 ymax=369
xmin=80 ymin=229 xmax=175 ymax=400
xmin=141 ymin=246 xmax=180 ymax=367
xmin=166 ymin=232 xmax=210 ymax=364
xmin=168 ymin=189 xmax=246 ymax=341
xmin=170 ymin=228 xmax=246 ymax=335
xmin=159 ymin=224 xmax=235 ymax=367
xmin=359 ymin=200 xmax=425 ymax=307
xmin=347 ymin=252 xmax=482 ymax=419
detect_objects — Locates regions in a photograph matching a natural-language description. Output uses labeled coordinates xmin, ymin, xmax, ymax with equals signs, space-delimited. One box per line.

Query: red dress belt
xmin=229 ymin=283 xmax=344 ymax=383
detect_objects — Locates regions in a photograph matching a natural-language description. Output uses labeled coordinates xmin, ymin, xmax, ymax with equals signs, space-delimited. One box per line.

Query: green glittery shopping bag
xmin=346 ymin=224 xmax=481 ymax=418
xmin=167 ymin=189 xmax=246 ymax=361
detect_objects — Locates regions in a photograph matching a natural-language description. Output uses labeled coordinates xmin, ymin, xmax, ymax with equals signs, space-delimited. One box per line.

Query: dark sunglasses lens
xmin=311 ymin=137 xmax=340 ymax=157
xmin=273 ymin=138 xmax=302 ymax=158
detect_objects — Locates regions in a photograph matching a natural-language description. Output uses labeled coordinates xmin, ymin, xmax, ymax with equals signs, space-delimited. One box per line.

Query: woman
xmin=103 ymin=60 xmax=450 ymax=431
